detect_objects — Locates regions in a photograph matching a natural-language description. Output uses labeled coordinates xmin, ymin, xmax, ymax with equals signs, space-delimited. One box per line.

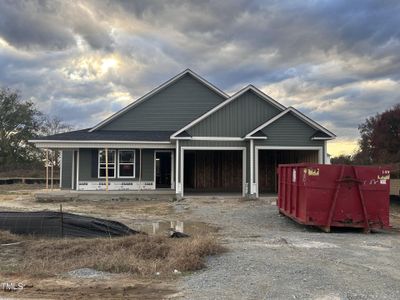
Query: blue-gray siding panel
xmin=100 ymin=74 xmax=226 ymax=131
xmin=187 ymin=90 xmax=282 ymax=137
xmin=61 ymin=150 xmax=72 ymax=189
xmin=258 ymin=112 xmax=324 ymax=147
xmin=141 ymin=149 xmax=154 ymax=181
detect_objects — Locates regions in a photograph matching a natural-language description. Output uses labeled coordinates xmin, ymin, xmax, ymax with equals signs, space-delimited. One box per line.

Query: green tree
xmin=354 ymin=104 xmax=400 ymax=164
xmin=330 ymin=154 xmax=353 ymax=165
xmin=0 ymin=88 xmax=43 ymax=168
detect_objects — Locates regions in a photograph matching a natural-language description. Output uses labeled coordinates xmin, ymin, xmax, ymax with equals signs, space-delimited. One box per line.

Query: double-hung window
xmin=98 ymin=150 xmax=116 ymax=178
xmin=118 ymin=150 xmax=135 ymax=178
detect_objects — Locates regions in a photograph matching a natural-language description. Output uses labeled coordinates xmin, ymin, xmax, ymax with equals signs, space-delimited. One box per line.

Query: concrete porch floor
xmin=34 ymin=189 xmax=176 ymax=202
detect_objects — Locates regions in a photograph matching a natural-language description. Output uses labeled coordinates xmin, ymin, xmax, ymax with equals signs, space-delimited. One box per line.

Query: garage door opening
xmin=257 ymin=149 xmax=319 ymax=195
xmin=183 ymin=150 xmax=243 ymax=194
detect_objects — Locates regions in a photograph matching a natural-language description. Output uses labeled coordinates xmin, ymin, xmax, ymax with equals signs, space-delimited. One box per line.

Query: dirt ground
xmin=0 ymin=186 xmax=400 ymax=299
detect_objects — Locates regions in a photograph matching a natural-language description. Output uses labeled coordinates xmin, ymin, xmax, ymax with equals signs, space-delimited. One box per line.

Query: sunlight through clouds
xmin=0 ymin=0 xmax=399 ymax=156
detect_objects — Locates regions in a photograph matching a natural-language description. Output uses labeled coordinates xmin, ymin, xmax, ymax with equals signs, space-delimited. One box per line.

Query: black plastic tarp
xmin=0 ymin=211 xmax=139 ymax=237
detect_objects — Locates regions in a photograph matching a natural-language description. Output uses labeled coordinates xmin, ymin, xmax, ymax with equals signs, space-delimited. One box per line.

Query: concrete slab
xmin=34 ymin=189 xmax=176 ymax=202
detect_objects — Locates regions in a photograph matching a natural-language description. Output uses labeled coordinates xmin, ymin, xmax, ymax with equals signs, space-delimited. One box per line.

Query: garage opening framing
xmin=254 ymin=146 xmax=323 ymax=198
xmin=180 ymin=146 xmax=247 ymax=197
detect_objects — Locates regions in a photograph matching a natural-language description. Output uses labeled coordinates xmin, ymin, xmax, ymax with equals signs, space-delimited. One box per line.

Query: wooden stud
xmin=51 ymin=150 xmax=54 ymax=191
xmin=45 ymin=149 xmax=49 ymax=191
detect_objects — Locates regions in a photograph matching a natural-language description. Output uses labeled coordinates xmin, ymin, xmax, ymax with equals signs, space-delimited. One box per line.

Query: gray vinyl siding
xmin=141 ymin=149 xmax=155 ymax=181
xmin=100 ymin=74 xmax=226 ymax=131
xmin=78 ymin=149 xmax=155 ymax=182
xmin=78 ymin=149 xmax=93 ymax=181
xmin=61 ymin=150 xmax=72 ymax=189
xmin=187 ymin=90 xmax=282 ymax=137
xmin=257 ymin=112 xmax=325 ymax=147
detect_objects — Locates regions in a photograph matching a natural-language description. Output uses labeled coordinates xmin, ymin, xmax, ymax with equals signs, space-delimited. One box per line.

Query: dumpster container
xmin=278 ymin=163 xmax=390 ymax=232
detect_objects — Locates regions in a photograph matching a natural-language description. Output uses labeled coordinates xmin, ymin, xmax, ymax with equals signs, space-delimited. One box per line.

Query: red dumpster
xmin=278 ymin=163 xmax=390 ymax=232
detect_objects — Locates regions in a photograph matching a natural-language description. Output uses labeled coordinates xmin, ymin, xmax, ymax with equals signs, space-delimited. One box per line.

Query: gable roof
xmin=245 ymin=106 xmax=336 ymax=139
xmin=89 ymin=69 xmax=229 ymax=132
xmin=171 ymin=85 xmax=286 ymax=139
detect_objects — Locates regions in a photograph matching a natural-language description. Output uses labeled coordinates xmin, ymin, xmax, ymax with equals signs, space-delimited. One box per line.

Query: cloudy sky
xmin=0 ymin=0 xmax=399 ymax=156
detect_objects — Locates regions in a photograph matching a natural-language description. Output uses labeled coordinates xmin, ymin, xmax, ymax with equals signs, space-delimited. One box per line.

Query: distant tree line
xmin=0 ymin=88 xmax=72 ymax=176
xmin=331 ymin=104 xmax=400 ymax=168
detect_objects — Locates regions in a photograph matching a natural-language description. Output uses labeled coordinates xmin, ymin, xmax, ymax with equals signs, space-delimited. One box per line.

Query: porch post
xmin=76 ymin=149 xmax=80 ymax=191
xmin=175 ymin=140 xmax=180 ymax=194
xmin=59 ymin=150 xmax=63 ymax=188
xmin=250 ymin=139 xmax=254 ymax=195
xmin=51 ymin=150 xmax=54 ymax=191
xmin=105 ymin=148 xmax=109 ymax=192
xmin=45 ymin=148 xmax=49 ymax=191
xmin=139 ymin=149 xmax=142 ymax=190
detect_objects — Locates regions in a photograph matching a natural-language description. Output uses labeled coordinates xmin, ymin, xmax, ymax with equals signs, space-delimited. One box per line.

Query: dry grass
xmin=0 ymin=230 xmax=21 ymax=244
xmin=0 ymin=232 xmax=226 ymax=278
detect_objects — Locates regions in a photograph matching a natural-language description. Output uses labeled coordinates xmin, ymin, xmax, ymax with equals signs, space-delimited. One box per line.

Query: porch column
xmin=59 ymin=150 xmax=63 ymax=188
xmin=250 ymin=139 xmax=255 ymax=195
xmin=105 ymin=148 xmax=109 ymax=192
xmin=45 ymin=148 xmax=49 ymax=191
xmin=76 ymin=149 xmax=80 ymax=191
xmin=175 ymin=140 xmax=180 ymax=194
xmin=50 ymin=150 xmax=54 ymax=191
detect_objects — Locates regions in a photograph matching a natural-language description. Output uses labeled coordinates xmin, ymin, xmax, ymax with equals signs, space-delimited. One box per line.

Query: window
xmin=98 ymin=150 xmax=116 ymax=178
xmin=118 ymin=150 xmax=135 ymax=178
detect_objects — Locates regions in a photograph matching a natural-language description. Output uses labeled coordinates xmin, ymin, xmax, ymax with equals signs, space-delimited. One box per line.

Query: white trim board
xmin=179 ymin=146 xmax=247 ymax=197
xmin=30 ymin=140 xmax=171 ymax=144
xmin=173 ymin=136 xmax=244 ymax=141
xmin=171 ymin=85 xmax=286 ymax=139
xmin=89 ymin=69 xmax=229 ymax=132
xmin=245 ymin=107 xmax=336 ymax=139
xmin=31 ymin=142 xmax=174 ymax=149
xmin=254 ymin=145 xmax=323 ymax=198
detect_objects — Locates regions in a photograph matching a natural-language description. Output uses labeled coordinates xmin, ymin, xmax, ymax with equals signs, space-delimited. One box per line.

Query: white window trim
xmin=98 ymin=149 xmax=117 ymax=179
xmin=118 ymin=150 xmax=136 ymax=179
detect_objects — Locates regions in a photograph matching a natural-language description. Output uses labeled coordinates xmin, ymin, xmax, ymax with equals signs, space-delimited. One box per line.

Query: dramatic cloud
xmin=0 ymin=0 xmax=399 ymax=156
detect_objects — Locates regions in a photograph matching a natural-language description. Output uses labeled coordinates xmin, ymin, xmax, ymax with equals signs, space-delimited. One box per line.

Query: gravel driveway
xmin=178 ymin=197 xmax=400 ymax=300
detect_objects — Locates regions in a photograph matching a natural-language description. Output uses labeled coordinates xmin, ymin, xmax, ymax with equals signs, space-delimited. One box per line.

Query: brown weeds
xmin=0 ymin=230 xmax=21 ymax=244
xmin=1 ymin=232 xmax=226 ymax=278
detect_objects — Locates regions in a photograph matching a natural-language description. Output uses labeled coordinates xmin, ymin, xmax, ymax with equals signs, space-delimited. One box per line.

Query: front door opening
xmin=156 ymin=152 xmax=172 ymax=189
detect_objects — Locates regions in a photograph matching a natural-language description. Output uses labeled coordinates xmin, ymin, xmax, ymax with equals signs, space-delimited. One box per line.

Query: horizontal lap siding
xmin=100 ymin=74 xmax=226 ymax=131
xmin=141 ymin=149 xmax=155 ymax=181
xmin=61 ymin=150 xmax=72 ymax=189
xmin=188 ymin=91 xmax=281 ymax=137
